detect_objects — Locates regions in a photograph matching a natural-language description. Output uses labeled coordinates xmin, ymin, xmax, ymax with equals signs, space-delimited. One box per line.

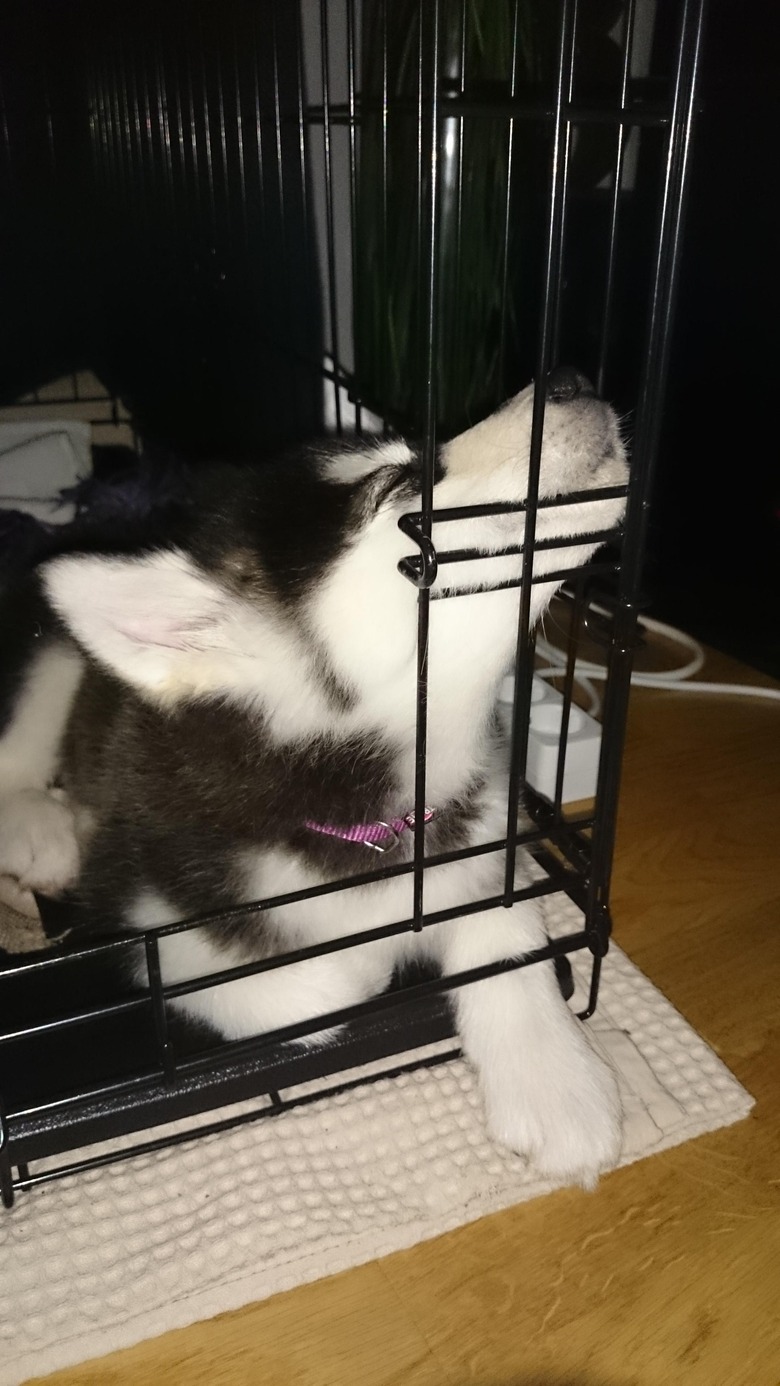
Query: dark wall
xmin=0 ymin=0 xmax=323 ymax=460
xmin=645 ymin=0 xmax=779 ymax=676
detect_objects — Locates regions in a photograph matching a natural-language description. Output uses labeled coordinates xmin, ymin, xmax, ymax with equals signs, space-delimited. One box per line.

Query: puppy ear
xmin=42 ymin=549 xmax=234 ymax=694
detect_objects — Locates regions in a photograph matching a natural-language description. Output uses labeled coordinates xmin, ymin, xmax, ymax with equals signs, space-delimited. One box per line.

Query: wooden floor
xmin=33 ymin=648 xmax=780 ymax=1386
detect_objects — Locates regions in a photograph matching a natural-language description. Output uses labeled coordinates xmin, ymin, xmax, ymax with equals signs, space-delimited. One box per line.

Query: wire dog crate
xmin=0 ymin=0 xmax=705 ymax=1209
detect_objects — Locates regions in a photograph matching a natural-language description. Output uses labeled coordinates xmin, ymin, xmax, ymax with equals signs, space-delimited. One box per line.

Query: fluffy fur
xmin=0 ymin=376 xmax=628 ymax=1185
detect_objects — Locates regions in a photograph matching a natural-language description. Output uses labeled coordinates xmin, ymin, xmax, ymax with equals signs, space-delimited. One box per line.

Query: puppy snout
xmin=546 ymin=365 xmax=596 ymax=403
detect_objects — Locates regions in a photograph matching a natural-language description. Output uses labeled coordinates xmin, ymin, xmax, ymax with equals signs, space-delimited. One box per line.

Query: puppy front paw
xmin=0 ymin=788 xmax=81 ymax=915
xmin=483 ymin=1022 xmax=622 ymax=1188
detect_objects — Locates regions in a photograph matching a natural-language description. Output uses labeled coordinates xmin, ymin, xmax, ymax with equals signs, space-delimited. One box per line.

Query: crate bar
xmin=410 ymin=0 xmax=441 ymax=932
xmin=596 ymin=0 xmax=638 ymax=397
xmin=161 ymin=876 xmax=571 ymax=1003
xmin=553 ymin=574 xmax=587 ymax=819
xmin=10 ymin=1048 xmax=465 ymax=1198
xmin=195 ymin=11 xmax=217 ymax=233
xmin=1 ymin=870 xmax=569 ymax=1048
xmin=506 ymin=0 xmax=580 ymax=910
xmin=497 ymin=0 xmax=522 ymax=398
xmin=319 ymin=0 xmax=343 ymax=433
xmin=429 ymin=560 xmax=619 ymax=602
xmin=8 ymin=927 xmax=589 ymax=1127
xmin=5 ymin=827 xmax=573 ymax=981
xmin=305 ymin=100 xmax=673 ymax=130
xmin=232 ymin=14 xmax=250 ymax=252
xmin=249 ymin=9 xmax=268 ymax=247
xmin=0 ymin=1096 xmax=13 ymax=1208
xmin=401 ymin=483 xmax=629 ymax=530
xmin=550 ymin=0 xmax=579 ymax=365
xmin=586 ymin=0 xmax=707 ymax=945
xmin=152 ymin=929 xmax=592 ymax=1073
xmin=144 ymin=933 xmax=176 ymax=1082
xmin=380 ymin=0 xmax=390 ymax=434
xmin=433 ymin=526 xmax=623 ymax=565
xmin=345 ymin=0 xmax=362 ymax=431
xmin=451 ymin=0 xmax=467 ymax=411
xmin=507 ymin=0 xmax=592 ymax=892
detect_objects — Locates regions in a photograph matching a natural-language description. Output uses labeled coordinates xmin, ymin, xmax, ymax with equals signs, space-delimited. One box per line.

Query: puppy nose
xmin=546 ymin=365 xmax=596 ymax=402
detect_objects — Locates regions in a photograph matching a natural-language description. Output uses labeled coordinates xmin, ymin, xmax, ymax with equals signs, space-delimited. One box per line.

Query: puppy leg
xmin=434 ymin=903 xmax=622 ymax=1186
xmin=131 ymin=890 xmax=397 ymax=1045
xmin=0 ymin=642 xmax=83 ymax=915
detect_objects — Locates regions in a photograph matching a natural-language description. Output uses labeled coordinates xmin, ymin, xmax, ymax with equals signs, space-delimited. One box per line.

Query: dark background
xmin=645 ymin=0 xmax=779 ymax=677
xmin=0 ymin=0 xmax=776 ymax=675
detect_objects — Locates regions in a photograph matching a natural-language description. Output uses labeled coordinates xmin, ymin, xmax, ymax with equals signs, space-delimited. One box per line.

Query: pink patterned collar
xmin=304 ymin=808 xmax=436 ymax=854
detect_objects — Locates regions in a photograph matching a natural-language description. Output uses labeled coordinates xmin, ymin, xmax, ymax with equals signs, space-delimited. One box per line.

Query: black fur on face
xmin=182 ymin=440 xmax=436 ymax=611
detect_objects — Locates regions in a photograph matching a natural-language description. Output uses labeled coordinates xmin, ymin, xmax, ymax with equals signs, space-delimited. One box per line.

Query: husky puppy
xmin=0 ymin=369 xmax=628 ymax=1185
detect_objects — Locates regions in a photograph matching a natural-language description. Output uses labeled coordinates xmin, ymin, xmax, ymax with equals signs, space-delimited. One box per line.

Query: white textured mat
xmin=0 ymin=899 xmax=754 ymax=1386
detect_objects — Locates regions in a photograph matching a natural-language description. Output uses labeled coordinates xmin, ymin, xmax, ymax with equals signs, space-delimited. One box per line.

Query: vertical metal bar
xmin=270 ymin=5 xmax=293 ymax=413
xmin=154 ymin=35 xmax=175 ymax=217
xmin=43 ymin=56 xmax=56 ymax=174
xmin=411 ymin=0 xmax=441 ymax=932
xmin=346 ymin=0 xmax=362 ymax=432
xmin=215 ymin=46 xmax=230 ymax=231
xmin=415 ymin=0 xmax=424 ymax=420
xmin=293 ymin=0 xmax=313 ymax=414
xmin=233 ymin=16 xmax=250 ymax=252
xmin=94 ymin=45 xmax=119 ymax=205
xmin=145 ymin=934 xmax=176 ymax=1082
xmin=85 ymin=49 xmax=102 ymax=185
xmin=0 ymin=1098 xmax=14 ymax=1209
xmin=596 ymin=0 xmax=637 ymax=397
xmin=578 ymin=952 xmax=602 ymax=1021
xmin=116 ymin=25 xmax=142 ymax=231
xmin=451 ymin=0 xmax=467 ymax=401
xmin=139 ymin=42 xmax=155 ymax=198
xmin=553 ymin=578 xmax=586 ymax=818
xmin=0 ymin=74 xmax=13 ymax=192
xmin=503 ymin=0 xmax=577 ymax=905
xmin=197 ymin=13 xmax=217 ymax=233
xmin=550 ymin=0 xmax=579 ymax=365
xmin=380 ymin=0 xmax=389 ymax=433
xmin=294 ymin=0 xmax=312 ymax=301
xmin=587 ymin=0 xmax=707 ymax=935
xmin=126 ymin=31 xmax=149 ymax=228
xmin=169 ymin=37 xmax=188 ymax=216
xmin=319 ymin=0 xmax=343 ymax=433
xmin=293 ymin=0 xmax=311 ymax=239
xmin=497 ymin=0 xmax=521 ymax=403
xmin=250 ymin=11 xmax=268 ymax=247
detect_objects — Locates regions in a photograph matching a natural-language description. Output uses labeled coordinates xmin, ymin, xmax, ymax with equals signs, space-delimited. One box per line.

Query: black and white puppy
xmin=0 ymin=372 xmax=628 ymax=1186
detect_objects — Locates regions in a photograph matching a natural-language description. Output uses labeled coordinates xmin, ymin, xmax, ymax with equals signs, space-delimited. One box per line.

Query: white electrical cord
xmin=535 ymin=607 xmax=780 ymax=717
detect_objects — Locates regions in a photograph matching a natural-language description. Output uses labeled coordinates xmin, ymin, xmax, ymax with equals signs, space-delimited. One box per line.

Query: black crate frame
xmin=0 ymin=0 xmax=705 ymax=1209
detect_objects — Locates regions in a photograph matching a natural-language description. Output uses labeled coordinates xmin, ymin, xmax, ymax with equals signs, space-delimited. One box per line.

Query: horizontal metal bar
xmin=431 ymin=560 xmax=620 ymax=600
xmin=2 ymin=822 xmax=580 ymax=980
xmin=10 ymin=1048 xmax=463 ymax=1193
xmin=0 ymin=994 xmax=150 ymax=1047
xmin=7 ymin=927 xmax=587 ymax=1123
xmin=161 ymin=874 xmax=569 ymax=1003
xmin=301 ymin=98 xmax=673 ymax=130
xmin=434 ymin=527 xmax=622 ymax=566
xmin=1 ymin=862 xmax=586 ymax=1044
xmin=172 ymin=929 xmax=589 ymax=1071
xmin=0 ymin=841 xmax=510 ymax=978
xmin=405 ymin=485 xmax=629 ymax=526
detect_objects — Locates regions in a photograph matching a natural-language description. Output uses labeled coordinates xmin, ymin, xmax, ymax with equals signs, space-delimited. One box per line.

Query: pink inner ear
xmin=113 ymin=616 xmax=212 ymax=650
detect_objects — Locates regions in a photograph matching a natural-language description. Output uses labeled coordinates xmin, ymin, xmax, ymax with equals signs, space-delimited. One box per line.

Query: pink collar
xmin=304 ymin=808 xmax=436 ymax=854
